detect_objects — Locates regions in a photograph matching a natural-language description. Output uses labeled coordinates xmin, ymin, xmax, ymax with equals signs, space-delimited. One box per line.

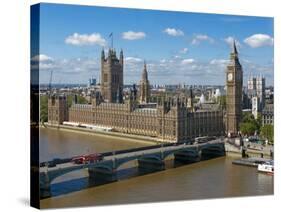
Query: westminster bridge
xmin=40 ymin=138 xmax=225 ymax=198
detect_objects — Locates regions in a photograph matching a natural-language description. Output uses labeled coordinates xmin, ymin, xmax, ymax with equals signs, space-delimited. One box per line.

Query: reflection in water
xmin=39 ymin=127 xmax=151 ymax=162
xmin=40 ymin=128 xmax=273 ymax=208
xmin=257 ymin=172 xmax=274 ymax=193
xmin=50 ymin=167 xmax=141 ymax=197
xmin=49 ymin=159 xmax=176 ymax=198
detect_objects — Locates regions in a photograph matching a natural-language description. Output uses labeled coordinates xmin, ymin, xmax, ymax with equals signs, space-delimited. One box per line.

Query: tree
xmin=260 ymin=125 xmax=274 ymax=144
xmin=67 ymin=95 xmax=88 ymax=107
xmin=242 ymin=112 xmax=255 ymax=123
xmin=40 ymin=95 xmax=48 ymax=123
xmin=240 ymin=112 xmax=261 ymax=134
xmin=240 ymin=122 xmax=256 ymax=136
xmin=256 ymin=113 xmax=262 ymax=131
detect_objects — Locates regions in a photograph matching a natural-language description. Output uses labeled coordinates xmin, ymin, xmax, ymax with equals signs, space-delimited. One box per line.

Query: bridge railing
xmin=40 ymin=138 xmax=224 ymax=167
xmin=40 ymin=141 xmax=188 ymax=167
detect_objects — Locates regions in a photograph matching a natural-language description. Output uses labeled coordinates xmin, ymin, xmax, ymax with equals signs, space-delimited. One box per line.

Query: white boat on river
xmin=258 ymin=160 xmax=274 ymax=174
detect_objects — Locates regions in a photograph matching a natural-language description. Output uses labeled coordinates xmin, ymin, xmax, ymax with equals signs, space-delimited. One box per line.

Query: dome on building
xmin=199 ymin=94 xmax=205 ymax=104
xmin=214 ymin=89 xmax=221 ymax=98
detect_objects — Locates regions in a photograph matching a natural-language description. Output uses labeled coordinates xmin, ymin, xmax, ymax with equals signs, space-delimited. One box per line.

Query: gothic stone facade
xmin=48 ymin=95 xmax=68 ymax=125
xmin=66 ymin=96 xmax=224 ymax=142
xmin=101 ymin=48 xmax=123 ymax=103
xmin=226 ymin=41 xmax=243 ymax=135
xmin=261 ymin=104 xmax=274 ymax=126
xmin=47 ymin=48 xmax=228 ymax=142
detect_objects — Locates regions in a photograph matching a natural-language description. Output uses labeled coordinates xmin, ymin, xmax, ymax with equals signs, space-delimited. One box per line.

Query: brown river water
xmin=39 ymin=127 xmax=273 ymax=208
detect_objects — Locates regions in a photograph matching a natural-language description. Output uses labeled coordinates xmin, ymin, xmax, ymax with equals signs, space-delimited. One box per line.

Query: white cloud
xmin=37 ymin=52 xmax=273 ymax=85
xmin=33 ymin=55 xmax=99 ymax=74
xmin=241 ymin=58 xmax=251 ymax=64
xmin=191 ymin=34 xmax=214 ymax=45
xmin=181 ymin=58 xmax=195 ymax=65
xmin=163 ymin=28 xmax=184 ymax=36
xmin=210 ymin=59 xmax=228 ymax=65
xmin=39 ymin=63 xmax=56 ymax=70
xmin=31 ymin=54 xmax=56 ymax=70
xmin=38 ymin=56 xmax=102 ymax=83
xmin=224 ymin=36 xmax=242 ymax=49
xmin=244 ymin=34 xmax=274 ymax=48
xmin=190 ymin=64 xmax=198 ymax=70
xmin=125 ymin=57 xmax=143 ymax=63
xmin=37 ymin=55 xmax=273 ymax=86
xmin=65 ymin=33 xmax=106 ymax=46
xmin=122 ymin=31 xmax=146 ymax=40
xmin=31 ymin=54 xmax=53 ymax=62
xmin=180 ymin=47 xmax=188 ymax=54
xmin=129 ymin=56 xmax=273 ymax=85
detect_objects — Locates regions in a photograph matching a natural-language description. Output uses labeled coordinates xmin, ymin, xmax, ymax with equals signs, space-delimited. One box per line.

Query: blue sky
xmin=32 ymin=3 xmax=274 ymax=85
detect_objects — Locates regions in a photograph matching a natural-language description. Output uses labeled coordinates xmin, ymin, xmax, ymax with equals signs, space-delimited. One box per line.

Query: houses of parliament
xmin=48 ymin=42 xmax=242 ymax=142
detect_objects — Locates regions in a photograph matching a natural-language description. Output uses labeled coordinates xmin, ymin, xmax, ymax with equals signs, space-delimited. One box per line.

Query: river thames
xmin=40 ymin=127 xmax=273 ymax=208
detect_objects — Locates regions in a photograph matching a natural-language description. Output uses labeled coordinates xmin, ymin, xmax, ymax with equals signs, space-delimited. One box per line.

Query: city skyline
xmin=32 ymin=3 xmax=274 ymax=85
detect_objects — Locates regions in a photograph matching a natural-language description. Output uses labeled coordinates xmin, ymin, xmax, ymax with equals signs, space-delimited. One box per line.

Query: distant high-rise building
xmin=139 ymin=61 xmax=150 ymax=103
xmin=100 ymin=48 xmax=123 ymax=103
xmin=88 ymin=77 xmax=96 ymax=87
xmin=226 ymin=41 xmax=243 ymax=135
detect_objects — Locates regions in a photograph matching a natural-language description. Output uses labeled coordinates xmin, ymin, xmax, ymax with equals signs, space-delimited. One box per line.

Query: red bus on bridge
xmin=71 ymin=153 xmax=103 ymax=164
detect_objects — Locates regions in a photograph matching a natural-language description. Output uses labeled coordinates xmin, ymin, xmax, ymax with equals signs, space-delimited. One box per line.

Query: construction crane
xmin=49 ymin=70 xmax=53 ymax=95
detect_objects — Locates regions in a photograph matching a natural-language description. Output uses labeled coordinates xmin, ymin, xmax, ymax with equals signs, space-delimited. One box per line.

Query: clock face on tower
xmin=228 ymin=73 xmax=233 ymax=81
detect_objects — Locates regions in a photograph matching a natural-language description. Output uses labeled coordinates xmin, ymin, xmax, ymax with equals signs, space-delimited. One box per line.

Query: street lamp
xmin=161 ymin=143 xmax=164 ymax=159
xmin=112 ymin=151 xmax=116 ymax=169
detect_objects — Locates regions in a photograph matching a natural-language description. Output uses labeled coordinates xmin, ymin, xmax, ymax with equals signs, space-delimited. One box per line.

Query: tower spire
xmin=230 ymin=39 xmax=240 ymax=64
xmin=142 ymin=60 xmax=148 ymax=81
xmin=139 ymin=60 xmax=150 ymax=103
xmin=101 ymin=47 xmax=105 ymax=60
xmin=109 ymin=32 xmax=113 ymax=49
xmin=233 ymin=40 xmax=238 ymax=54
xmin=120 ymin=49 xmax=123 ymax=66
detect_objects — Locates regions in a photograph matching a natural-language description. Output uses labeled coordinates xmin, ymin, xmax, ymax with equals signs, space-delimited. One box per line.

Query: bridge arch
xmin=88 ymin=163 xmax=114 ymax=173
xmin=115 ymin=158 xmax=139 ymax=171
xmin=138 ymin=153 xmax=163 ymax=162
xmin=41 ymin=161 xmax=114 ymax=184
xmin=41 ymin=165 xmax=87 ymax=185
xmin=115 ymin=154 xmax=162 ymax=170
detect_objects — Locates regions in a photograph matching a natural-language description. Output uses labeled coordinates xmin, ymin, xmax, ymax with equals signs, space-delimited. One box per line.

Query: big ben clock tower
xmin=226 ymin=41 xmax=243 ymax=135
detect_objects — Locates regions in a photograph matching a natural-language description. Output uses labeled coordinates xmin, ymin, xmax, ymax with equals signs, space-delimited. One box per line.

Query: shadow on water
xmin=48 ymin=167 xmax=142 ymax=198
xmin=45 ymin=157 xmax=223 ymax=199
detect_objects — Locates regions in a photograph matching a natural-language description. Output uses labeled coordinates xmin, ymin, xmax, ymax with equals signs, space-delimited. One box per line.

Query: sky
xmin=31 ymin=3 xmax=274 ymax=86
